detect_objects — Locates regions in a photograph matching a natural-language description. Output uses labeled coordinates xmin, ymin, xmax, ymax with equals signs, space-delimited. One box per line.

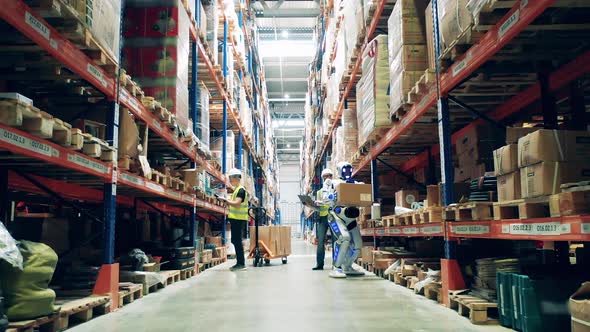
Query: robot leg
xmin=342 ymin=224 xmax=364 ymax=276
xmin=327 ymin=213 xmax=350 ymax=278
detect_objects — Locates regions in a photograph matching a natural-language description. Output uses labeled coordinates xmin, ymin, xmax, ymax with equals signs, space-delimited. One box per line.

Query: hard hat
xmin=227 ymin=168 xmax=242 ymax=178
xmin=321 ymin=168 xmax=333 ymax=177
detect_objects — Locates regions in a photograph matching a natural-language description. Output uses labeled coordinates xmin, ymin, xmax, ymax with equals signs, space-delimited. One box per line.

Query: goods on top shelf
xmin=212 ymin=130 xmax=235 ymax=171
xmin=196 ymin=82 xmax=211 ymax=152
xmin=123 ymin=0 xmax=191 ymax=133
xmin=356 ymin=35 xmax=390 ymax=149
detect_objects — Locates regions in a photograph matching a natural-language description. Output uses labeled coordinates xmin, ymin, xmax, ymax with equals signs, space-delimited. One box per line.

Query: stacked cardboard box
xmin=455 ymin=125 xmax=502 ymax=182
xmin=203 ymin=0 xmax=219 ymax=64
xmin=388 ymin=0 xmax=429 ymax=117
xmin=124 ymin=0 xmax=190 ymax=132
xmin=212 ymin=131 xmax=235 ymax=169
xmin=341 ymin=108 xmax=358 ymax=162
xmin=356 ymin=35 xmax=390 ymax=147
xmin=517 ymin=130 xmax=590 ymax=198
xmin=437 ymin=0 xmax=474 ymax=52
xmin=396 ymin=190 xmax=420 ymax=208
xmin=249 ymin=226 xmax=292 ymax=257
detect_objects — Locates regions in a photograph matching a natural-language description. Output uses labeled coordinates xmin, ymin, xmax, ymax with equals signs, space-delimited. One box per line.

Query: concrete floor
xmin=70 ymin=240 xmax=511 ymax=332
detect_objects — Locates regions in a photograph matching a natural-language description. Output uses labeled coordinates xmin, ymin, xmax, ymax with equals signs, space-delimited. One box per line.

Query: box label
xmin=499 ymin=9 xmax=520 ymax=39
xmin=581 ymin=223 xmax=590 ymax=234
xmin=146 ymin=182 xmax=164 ymax=193
xmin=402 ymin=227 xmax=419 ymax=235
xmin=119 ymin=172 xmax=144 ymax=186
xmin=422 ymin=226 xmax=443 ymax=234
xmin=506 ymin=222 xmax=571 ymax=236
xmin=167 ymin=189 xmax=181 ymax=199
xmin=376 ymin=229 xmax=385 ymax=236
xmin=452 ymin=52 xmax=471 ymax=77
xmin=128 ymin=97 xmax=142 ymax=115
xmin=67 ymin=154 xmax=109 ymax=174
xmin=360 ymin=193 xmax=372 ymax=202
xmin=182 ymin=194 xmax=193 ymax=203
xmin=87 ymin=64 xmax=108 ymax=88
xmin=25 ymin=11 xmax=50 ymax=40
xmin=451 ymin=224 xmax=490 ymax=235
xmin=0 ymin=128 xmax=57 ymax=157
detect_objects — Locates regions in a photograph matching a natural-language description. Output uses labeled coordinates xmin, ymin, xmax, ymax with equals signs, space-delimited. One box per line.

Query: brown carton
xmin=205 ymin=236 xmax=222 ymax=248
xmin=390 ymin=45 xmax=429 ymax=73
xmin=557 ymin=191 xmax=590 ymax=217
xmin=518 ymin=130 xmax=590 ymax=167
xmin=493 ymin=144 xmax=518 ymax=176
xmin=395 ymin=190 xmax=419 ymax=208
xmin=456 ymin=125 xmax=500 ymax=156
xmin=438 ymin=0 xmax=472 ymax=50
xmin=425 ymin=185 xmax=440 ymax=207
xmin=425 ymin=3 xmax=436 ymax=70
xmin=497 ymin=171 xmax=521 ymax=202
xmin=361 ymin=246 xmax=374 ymax=264
xmin=506 ymin=126 xmax=539 ymax=144
xmin=520 ymin=162 xmax=590 ymax=198
xmin=249 ymin=226 xmax=271 ymax=252
xmin=569 ymin=282 xmax=590 ymax=332
xmin=335 ymin=183 xmax=373 ymax=207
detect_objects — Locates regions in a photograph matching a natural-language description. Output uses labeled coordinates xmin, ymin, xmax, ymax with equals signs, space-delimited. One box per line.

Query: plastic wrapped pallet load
xmin=123 ymin=0 xmax=191 ymax=132
xmin=438 ymin=0 xmax=475 ymax=51
xmin=356 ymin=35 xmax=390 ymax=148
xmin=203 ymin=0 xmax=219 ymax=64
xmin=211 ymin=131 xmax=235 ymax=169
xmin=341 ymin=0 xmax=366 ymax=64
xmin=341 ymin=108 xmax=358 ymax=162
xmin=196 ymin=82 xmax=210 ymax=151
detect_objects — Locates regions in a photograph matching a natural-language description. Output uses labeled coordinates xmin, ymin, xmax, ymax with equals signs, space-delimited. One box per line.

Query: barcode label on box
xmin=360 ymin=193 xmax=372 ymax=201
xmin=67 ymin=154 xmax=109 ymax=174
xmin=451 ymin=225 xmax=490 ymax=235
xmin=0 ymin=128 xmax=57 ymax=157
xmin=504 ymin=222 xmax=571 ymax=236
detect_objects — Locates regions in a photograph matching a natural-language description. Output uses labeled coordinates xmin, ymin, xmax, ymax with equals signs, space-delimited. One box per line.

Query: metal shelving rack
xmin=0 ymin=0 xmax=277 ymax=307
xmin=309 ymin=0 xmax=590 ymax=306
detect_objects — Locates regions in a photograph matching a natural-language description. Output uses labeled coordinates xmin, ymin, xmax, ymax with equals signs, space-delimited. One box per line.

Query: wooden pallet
xmin=382 ymin=215 xmax=396 ymax=227
xmin=393 ymin=212 xmax=415 ymax=226
xmin=449 ymin=295 xmax=499 ymax=325
xmin=550 ymin=181 xmax=590 ymax=217
xmin=424 ymin=283 xmax=442 ymax=302
xmin=418 ymin=207 xmax=444 ymax=223
xmin=6 ymin=313 xmax=60 ymax=332
xmin=493 ymin=196 xmax=550 ymax=220
xmin=118 ymin=283 xmax=143 ymax=308
xmin=358 ymin=127 xmax=392 ymax=155
xmin=444 ymin=202 xmax=493 ymax=221
xmin=390 ymin=103 xmax=412 ymax=122
xmin=179 ymin=267 xmax=197 ymax=280
xmin=393 ymin=272 xmax=407 ymax=286
xmin=55 ymin=295 xmax=111 ymax=330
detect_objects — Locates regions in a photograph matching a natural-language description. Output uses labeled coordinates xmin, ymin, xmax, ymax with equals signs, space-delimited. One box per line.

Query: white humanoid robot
xmin=321 ymin=161 xmax=365 ymax=278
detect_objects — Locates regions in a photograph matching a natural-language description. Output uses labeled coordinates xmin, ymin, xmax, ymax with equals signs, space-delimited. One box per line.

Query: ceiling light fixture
xmin=282 ymin=30 xmax=289 ymax=38
xmin=284 ymin=94 xmax=290 ymax=99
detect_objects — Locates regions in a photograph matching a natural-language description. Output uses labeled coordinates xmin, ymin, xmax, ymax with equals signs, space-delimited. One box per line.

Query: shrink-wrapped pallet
xmin=212 ymin=131 xmax=235 ymax=169
xmin=387 ymin=0 xmax=429 ymax=63
xmin=123 ymin=0 xmax=190 ymax=132
xmin=356 ymin=35 xmax=390 ymax=148
xmin=196 ymin=82 xmax=210 ymax=150
xmin=341 ymin=0 xmax=366 ymax=65
xmin=438 ymin=0 xmax=474 ymax=51
xmin=341 ymin=108 xmax=359 ymax=162
xmin=389 ymin=45 xmax=428 ymax=115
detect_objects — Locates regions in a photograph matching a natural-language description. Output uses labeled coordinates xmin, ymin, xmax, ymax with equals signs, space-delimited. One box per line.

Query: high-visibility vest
xmin=228 ymin=185 xmax=249 ymax=220
xmin=316 ymin=190 xmax=329 ymax=217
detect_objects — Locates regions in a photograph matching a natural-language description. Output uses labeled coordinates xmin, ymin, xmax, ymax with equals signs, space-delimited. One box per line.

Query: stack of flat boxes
xmin=388 ymin=0 xmax=429 ymax=118
xmin=123 ymin=0 xmax=191 ymax=132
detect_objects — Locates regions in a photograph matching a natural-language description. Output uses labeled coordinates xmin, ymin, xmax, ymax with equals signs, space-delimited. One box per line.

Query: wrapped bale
xmin=341 ymin=108 xmax=358 ymax=162
xmin=0 ymin=241 xmax=58 ymax=320
xmin=356 ymin=35 xmax=390 ymax=148
xmin=438 ymin=0 xmax=477 ymax=52
xmin=196 ymin=82 xmax=210 ymax=151
xmin=212 ymin=131 xmax=235 ymax=169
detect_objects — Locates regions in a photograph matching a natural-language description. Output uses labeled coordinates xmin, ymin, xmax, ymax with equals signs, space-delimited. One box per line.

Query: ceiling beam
xmin=254 ymin=8 xmax=321 ymax=18
xmin=272 ymin=0 xmax=285 ymax=9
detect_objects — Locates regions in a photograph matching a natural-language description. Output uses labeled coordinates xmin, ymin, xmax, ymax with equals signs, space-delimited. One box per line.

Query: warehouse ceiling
xmin=254 ymin=0 xmax=320 ymax=163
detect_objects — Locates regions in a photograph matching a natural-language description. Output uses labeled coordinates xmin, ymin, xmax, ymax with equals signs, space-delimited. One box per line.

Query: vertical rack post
xmin=370 ymin=159 xmax=379 ymax=248
xmin=432 ymin=0 xmax=464 ymax=306
xmin=221 ymin=16 xmax=228 ymax=244
xmin=188 ymin=0 xmax=201 ymax=249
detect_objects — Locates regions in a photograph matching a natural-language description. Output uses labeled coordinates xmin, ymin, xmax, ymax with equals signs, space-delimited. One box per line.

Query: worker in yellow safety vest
xmin=312 ymin=168 xmax=333 ymax=270
xmin=218 ymin=168 xmax=248 ymax=271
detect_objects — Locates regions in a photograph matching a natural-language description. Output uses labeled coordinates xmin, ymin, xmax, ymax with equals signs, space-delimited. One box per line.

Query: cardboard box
xmin=395 ymin=190 xmax=419 ymax=208
xmin=425 ymin=185 xmax=440 ymax=207
xmin=456 ymin=125 xmax=501 ymax=156
xmin=497 ymin=171 xmax=521 ymax=202
xmin=361 ymin=246 xmax=374 ymax=264
xmin=438 ymin=0 xmax=472 ymax=50
xmin=518 ymin=129 xmax=590 ymax=167
xmin=118 ymin=109 xmax=140 ymax=158
xmin=179 ymin=168 xmax=203 ymax=188
xmin=387 ymin=0 xmax=429 ymax=54
xmin=520 ymin=162 xmax=590 ymax=198
xmin=335 ymin=183 xmax=373 ymax=207
xmin=425 ymin=3 xmax=436 ymax=71
xmin=455 ymin=167 xmax=470 ymax=182
xmin=205 ymin=236 xmax=222 ymax=248
xmin=506 ymin=126 xmax=539 ymax=144
xmin=249 ymin=226 xmax=270 ymax=252
xmin=390 ymin=45 xmax=429 ymax=73
xmin=493 ymin=144 xmax=518 ymax=176
xmin=569 ymin=282 xmax=590 ymax=332
xmin=557 ymin=191 xmax=590 ymax=217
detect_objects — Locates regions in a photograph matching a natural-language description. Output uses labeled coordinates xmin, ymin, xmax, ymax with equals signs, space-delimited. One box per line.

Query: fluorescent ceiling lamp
xmin=268 ymin=98 xmax=306 ymax=102
xmin=286 ymin=143 xmax=291 ymax=148
xmin=281 ymin=30 xmax=289 ymax=38
xmin=284 ymin=94 xmax=290 ymax=99
xmin=259 ymin=40 xmax=314 ymax=58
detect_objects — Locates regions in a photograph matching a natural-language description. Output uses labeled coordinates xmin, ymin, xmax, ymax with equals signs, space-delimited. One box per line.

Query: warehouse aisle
xmin=70 ymin=240 xmax=509 ymax=332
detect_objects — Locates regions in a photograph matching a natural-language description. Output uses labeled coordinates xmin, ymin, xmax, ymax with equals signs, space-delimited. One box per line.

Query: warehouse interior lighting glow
xmin=282 ymin=30 xmax=289 ymax=38
xmin=259 ymin=40 xmax=315 ymax=58
xmin=272 ymin=119 xmax=304 ymax=128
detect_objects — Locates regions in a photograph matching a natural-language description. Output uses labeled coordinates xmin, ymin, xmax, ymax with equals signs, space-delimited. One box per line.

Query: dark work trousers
xmin=230 ymin=219 xmax=246 ymax=266
xmin=316 ymin=215 xmax=329 ymax=268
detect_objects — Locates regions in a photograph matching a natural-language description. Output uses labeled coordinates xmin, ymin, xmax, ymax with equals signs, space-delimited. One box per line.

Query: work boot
xmin=230 ymin=264 xmax=247 ymax=271
xmin=312 ymin=266 xmax=324 ymax=271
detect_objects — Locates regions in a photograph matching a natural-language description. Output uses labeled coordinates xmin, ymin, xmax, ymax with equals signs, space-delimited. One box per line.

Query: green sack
xmin=0 ymin=241 xmax=58 ymax=321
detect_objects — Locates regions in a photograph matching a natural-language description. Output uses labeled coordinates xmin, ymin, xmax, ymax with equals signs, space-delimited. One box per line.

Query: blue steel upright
xmin=222 ymin=18 xmax=228 ymax=244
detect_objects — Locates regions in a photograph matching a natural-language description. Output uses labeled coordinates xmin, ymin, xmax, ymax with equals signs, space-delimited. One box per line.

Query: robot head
xmin=337 ymin=161 xmax=353 ymax=181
